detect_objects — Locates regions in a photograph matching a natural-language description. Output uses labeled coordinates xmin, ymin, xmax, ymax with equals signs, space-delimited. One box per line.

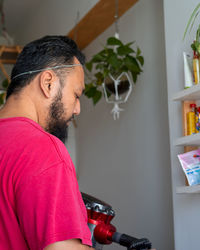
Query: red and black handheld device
xmin=81 ymin=192 xmax=152 ymax=250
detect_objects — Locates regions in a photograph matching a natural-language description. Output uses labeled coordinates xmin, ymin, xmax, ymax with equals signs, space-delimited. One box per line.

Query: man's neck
xmin=0 ymin=94 xmax=39 ymax=124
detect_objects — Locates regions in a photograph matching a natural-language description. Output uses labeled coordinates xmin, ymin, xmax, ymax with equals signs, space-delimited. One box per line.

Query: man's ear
xmin=39 ymin=70 xmax=57 ymax=98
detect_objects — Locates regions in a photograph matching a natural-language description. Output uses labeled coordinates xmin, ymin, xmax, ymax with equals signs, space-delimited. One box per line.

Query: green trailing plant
xmin=183 ymin=3 xmax=200 ymax=55
xmin=0 ymin=78 xmax=9 ymax=105
xmin=84 ymin=36 xmax=144 ymax=105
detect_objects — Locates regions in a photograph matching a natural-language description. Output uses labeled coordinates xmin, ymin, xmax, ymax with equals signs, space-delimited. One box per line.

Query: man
xmin=0 ymin=36 xmax=93 ymax=249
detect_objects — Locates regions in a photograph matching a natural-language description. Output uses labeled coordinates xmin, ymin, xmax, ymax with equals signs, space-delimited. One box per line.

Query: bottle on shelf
xmin=193 ymin=50 xmax=200 ymax=84
xmin=187 ymin=103 xmax=197 ymax=135
xmin=183 ymin=52 xmax=193 ymax=89
xmin=196 ymin=107 xmax=200 ymax=133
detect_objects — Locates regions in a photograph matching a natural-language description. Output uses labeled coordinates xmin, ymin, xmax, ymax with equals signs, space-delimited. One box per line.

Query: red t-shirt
xmin=0 ymin=117 xmax=92 ymax=250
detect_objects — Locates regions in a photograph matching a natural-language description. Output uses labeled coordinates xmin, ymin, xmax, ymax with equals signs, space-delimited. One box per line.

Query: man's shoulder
xmin=0 ymin=117 xmax=70 ymax=164
xmin=0 ymin=117 xmax=75 ymax=194
xmin=21 ymin=118 xmax=69 ymax=162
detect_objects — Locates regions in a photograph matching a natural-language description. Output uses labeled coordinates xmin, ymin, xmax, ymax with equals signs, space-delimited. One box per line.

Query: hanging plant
xmin=84 ymin=36 xmax=144 ymax=105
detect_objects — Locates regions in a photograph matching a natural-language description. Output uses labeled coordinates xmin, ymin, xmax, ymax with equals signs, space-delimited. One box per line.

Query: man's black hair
xmin=6 ymin=35 xmax=85 ymax=99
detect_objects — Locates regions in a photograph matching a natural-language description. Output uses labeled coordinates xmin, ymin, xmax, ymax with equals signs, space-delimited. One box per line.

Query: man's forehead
xmin=65 ymin=65 xmax=84 ymax=90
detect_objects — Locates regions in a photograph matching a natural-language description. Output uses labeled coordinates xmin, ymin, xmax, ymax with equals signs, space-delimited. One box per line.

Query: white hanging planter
xmin=103 ymin=72 xmax=133 ymax=120
xmin=84 ymin=0 xmax=144 ymax=118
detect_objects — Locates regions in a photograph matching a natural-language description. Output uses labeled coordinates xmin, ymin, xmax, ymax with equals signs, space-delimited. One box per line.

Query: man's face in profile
xmin=45 ymin=59 xmax=84 ymax=143
xmin=46 ymin=89 xmax=70 ymax=143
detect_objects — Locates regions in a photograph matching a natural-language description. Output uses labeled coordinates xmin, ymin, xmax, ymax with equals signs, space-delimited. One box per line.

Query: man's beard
xmin=45 ymin=90 xmax=72 ymax=143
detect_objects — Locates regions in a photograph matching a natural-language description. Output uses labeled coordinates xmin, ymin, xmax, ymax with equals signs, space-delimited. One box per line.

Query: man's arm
xmin=44 ymin=239 xmax=156 ymax=250
xmin=44 ymin=239 xmax=94 ymax=250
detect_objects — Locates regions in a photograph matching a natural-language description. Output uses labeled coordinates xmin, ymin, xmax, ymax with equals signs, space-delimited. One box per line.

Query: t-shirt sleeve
xmin=15 ymin=161 xmax=92 ymax=250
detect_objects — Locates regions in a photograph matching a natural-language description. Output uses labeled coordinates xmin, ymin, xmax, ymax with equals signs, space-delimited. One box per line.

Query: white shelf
xmin=176 ymin=185 xmax=200 ymax=194
xmin=174 ymin=133 xmax=200 ymax=146
xmin=174 ymin=85 xmax=200 ymax=194
xmin=173 ymin=84 xmax=200 ymax=101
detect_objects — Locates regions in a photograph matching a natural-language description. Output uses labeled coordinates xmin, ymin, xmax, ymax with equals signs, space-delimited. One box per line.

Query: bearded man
xmin=0 ymin=36 xmax=93 ymax=250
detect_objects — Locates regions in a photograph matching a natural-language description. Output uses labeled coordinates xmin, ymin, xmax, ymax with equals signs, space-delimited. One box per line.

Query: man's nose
xmin=73 ymin=99 xmax=81 ymax=115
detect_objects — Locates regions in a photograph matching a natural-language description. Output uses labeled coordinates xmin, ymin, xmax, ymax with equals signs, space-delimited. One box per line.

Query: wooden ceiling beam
xmin=67 ymin=0 xmax=138 ymax=50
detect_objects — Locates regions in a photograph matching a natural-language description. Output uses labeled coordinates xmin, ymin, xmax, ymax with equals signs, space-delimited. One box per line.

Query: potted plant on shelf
xmin=183 ymin=3 xmax=200 ymax=55
xmin=84 ymin=36 xmax=144 ymax=105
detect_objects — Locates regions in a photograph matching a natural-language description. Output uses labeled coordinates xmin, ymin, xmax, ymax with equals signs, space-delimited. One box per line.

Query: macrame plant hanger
xmin=102 ymin=0 xmax=133 ymax=120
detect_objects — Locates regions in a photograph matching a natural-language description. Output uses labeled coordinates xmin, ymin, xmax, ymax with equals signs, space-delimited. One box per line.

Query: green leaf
xmin=85 ymin=61 xmax=93 ymax=72
xmin=107 ymin=37 xmax=123 ymax=46
xmin=84 ymin=83 xmax=103 ymax=104
xmin=107 ymin=54 xmax=122 ymax=69
xmin=124 ymin=56 xmax=141 ymax=73
xmin=192 ymin=40 xmax=200 ymax=53
xmin=197 ymin=25 xmax=200 ymax=42
xmin=191 ymin=11 xmax=200 ymax=34
xmin=117 ymin=46 xmax=135 ymax=56
xmin=103 ymin=68 xmax=109 ymax=78
xmin=95 ymin=72 xmax=104 ymax=85
xmin=2 ymin=79 xmax=9 ymax=89
xmin=95 ymin=63 xmax=105 ymax=71
xmin=191 ymin=43 xmax=197 ymax=51
xmin=137 ymin=56 xmax=144 ymax=66
xmin=92 ymin=90 xmax=102 ymax=105
xmin=84 ymin=83 xmax=93 ymax=91
xmin=95 ymin=72 xmax=104 ymax=79
xmin=98 ymin=49 xmax=107 ymax=56
xmin=131 ymin=72 xmax=137 ymax=83
xmin=92 ymin=54 xmax=106 ymax=63
xmin=183 ymin=3 xmax=200 ymax=40
xmin=104 ymin=48 xmax=115 ymax=58
xmin=84 ymin=85 xmax=97 ymax=98
xmin=195 ymin=40 xmax=200 ymax=54
xmin=125 ymin=41 xmax=135 ymax=47
xmin=136 ymin=47 xmax=141 ymax=56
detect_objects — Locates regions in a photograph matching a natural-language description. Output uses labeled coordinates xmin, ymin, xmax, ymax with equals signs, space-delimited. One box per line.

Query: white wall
xmin=164 ymin=1 xmax=200 ymax=249
xmin=77 ymin=0 xmax=174 ymax=249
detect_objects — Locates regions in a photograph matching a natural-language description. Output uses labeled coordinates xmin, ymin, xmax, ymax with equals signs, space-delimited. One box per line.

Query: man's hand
xmin=44 ymin=239 xmax=94 ymax=250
